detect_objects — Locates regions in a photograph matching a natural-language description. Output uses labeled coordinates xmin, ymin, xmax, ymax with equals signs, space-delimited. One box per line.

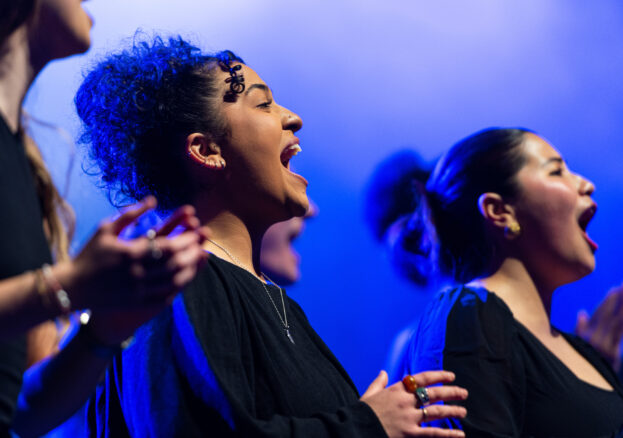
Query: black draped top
xmin=395 ymin=286 xmax=623 ymax=438
xmin=88 ymin=255 xmax=386 ymax=437
xmin=0 ymin=116 xmax=52 ymax=435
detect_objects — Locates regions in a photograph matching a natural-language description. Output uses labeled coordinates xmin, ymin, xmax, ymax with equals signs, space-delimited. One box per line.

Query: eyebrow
xmin=245 ymin=83 xmax=271 ymax=95
xmin=541 ymin=157 xmax=564 ymax=167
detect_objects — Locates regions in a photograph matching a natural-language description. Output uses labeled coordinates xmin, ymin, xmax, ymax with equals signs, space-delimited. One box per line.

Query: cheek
xmin=520 ymin=186 xmax=577 ymax=238
xmin=227 ymin=113 xmax=281 ymax=154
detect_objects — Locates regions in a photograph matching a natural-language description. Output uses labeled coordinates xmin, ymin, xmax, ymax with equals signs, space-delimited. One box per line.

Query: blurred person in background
xmin=0 ymin=1 xmax=207 ymax=436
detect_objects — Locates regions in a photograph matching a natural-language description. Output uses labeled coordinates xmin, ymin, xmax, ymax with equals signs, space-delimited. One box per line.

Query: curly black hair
xmin=75 ymin=34 xmax=244 ymax=211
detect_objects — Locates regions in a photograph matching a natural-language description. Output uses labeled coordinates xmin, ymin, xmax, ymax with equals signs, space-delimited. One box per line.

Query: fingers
xmin=361 ymin=370 xmax=388 ymax=400
xmin=575 ymin=310 xmax=590 ymax=336
xmin=425 ymin=386 xmax=468 ymax=404
xmin=412 ymin=424 xmax=465 ymax=437
xmin=412 ymin=371 xmax=456 ymax=387
xmin=127 ymin=229 xmax=203 ymax=264
xmin=156 ymin=205 xmax=199 ymax=236
xmin=135 ymin=240 xmax=206 ymax=294
xmin=108 ymin=196 xmax=157 ymax=236
xmin=417 ymin=404 xmax=467 ymax=425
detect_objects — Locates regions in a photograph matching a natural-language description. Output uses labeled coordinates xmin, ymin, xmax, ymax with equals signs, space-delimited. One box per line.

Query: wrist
xmin=33 ymin=263 xmax=74 ymax=317
xmin=51 ymin=261 xmax=85 ymax=310
xmin=75 ymin=312 xmax=133 ymax=359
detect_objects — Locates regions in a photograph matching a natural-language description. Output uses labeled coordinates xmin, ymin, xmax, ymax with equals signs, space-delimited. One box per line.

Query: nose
xmin=305 ymin=199 xmax=319 ymax=219
xmin=281 ymin=105 xmax=303 ymax=133
xmin=578 ymin=173 xmax=595 ymax=196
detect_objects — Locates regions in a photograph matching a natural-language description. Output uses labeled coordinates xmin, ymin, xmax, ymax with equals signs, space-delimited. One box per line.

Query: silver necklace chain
xmin=207 ymin=238 xmax=294 ymax=344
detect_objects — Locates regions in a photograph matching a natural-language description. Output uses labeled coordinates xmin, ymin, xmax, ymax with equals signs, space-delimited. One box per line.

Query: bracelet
xmin=33 ymin=269 xmax=52 ymax=310
xmin=40 ymin=264 xmax=71 ymax=315
xmin=76 ymin=311 xmax=133 ymax=359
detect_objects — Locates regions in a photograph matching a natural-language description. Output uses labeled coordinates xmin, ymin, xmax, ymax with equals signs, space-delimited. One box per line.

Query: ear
xmin=186 ymin=133 xmax=226 ymax=170
xmin=477 ymin=192 xmax=517 ymax=233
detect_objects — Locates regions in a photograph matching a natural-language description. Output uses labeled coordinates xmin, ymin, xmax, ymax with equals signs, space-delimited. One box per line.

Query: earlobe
xmin=477 ymin=192 xmax=519 ymax=239
xmin=186 ymin=133 xmax=226 ymax=170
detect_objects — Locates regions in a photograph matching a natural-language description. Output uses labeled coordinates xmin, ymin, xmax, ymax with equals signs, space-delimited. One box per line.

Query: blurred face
xmin=260 ymin=201 xmax=318 ymax=285
xmin=31 ymin=0 xmax=93 ymax=62
xmin=512 ymin=133 xmax=597 ymax=288
xmin=218 ymin=64 xmax=309 ymax=224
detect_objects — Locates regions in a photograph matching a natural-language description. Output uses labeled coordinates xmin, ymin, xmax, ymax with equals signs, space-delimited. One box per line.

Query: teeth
xmin=281 ymin=144 xmax=302 ymax=165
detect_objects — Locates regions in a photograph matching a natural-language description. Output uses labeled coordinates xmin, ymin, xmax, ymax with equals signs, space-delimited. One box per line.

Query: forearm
xmin=0 ymin=269 xmax=60 ymax=337
xmin=13 ymin=325 xmax=112 ymax=438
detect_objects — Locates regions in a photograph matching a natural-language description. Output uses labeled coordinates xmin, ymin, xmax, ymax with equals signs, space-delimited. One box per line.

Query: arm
xmin=12 ymin=200 xmax=208 ymax=437
xmin=0 ymin=198 xmax=205 ymax=337
xmin=169 ymin=286 xmax=467 ymax=438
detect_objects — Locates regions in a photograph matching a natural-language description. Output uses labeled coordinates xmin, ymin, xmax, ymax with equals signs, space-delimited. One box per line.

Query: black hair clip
xmin=219 ymin=61 xmax=245 ymax=102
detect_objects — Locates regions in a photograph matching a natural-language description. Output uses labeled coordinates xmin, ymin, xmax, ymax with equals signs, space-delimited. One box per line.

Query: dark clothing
xmin=88 ymin=256 xmax=386 ymax=437
xmin=396 ymin=286 xmax=623 ymax=438
xmin=0 ymin=116 xmax=52 ymax=436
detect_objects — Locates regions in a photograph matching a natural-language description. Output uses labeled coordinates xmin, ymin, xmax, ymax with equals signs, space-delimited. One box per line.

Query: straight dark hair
xmin=398 ymin=127 xmax=531 ymax=284
xmin=0 ymin=0 xmax=37 ymax=44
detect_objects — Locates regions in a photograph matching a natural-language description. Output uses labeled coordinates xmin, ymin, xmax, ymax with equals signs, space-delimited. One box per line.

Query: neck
xmin=0 ymin=27 xmax=39 ymax=133
xmin=193 ymin=190 xmax=278 ymax=278
xmin=469 ymin=257 xmax=554 ymax=334
xmin=200 ymin=210 xmax=266 ymax=279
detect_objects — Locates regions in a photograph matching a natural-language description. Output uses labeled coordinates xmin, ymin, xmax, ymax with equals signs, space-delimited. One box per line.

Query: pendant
xmin=286 ymin=329 xmax=295 ymax=344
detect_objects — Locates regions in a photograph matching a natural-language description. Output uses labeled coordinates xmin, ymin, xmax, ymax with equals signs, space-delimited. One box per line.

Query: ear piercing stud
xmin=504 ymin=222 xmax=521 ymax=239
xmin=204 ymin=158 xmax=226 ymax=169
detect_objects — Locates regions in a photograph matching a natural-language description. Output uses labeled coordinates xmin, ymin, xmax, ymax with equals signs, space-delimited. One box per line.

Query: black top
xmin=0 ymin=116 xmax=52 ymax=435
xmin=87 ymin=256 xmax=386 ymax=437
xmin=395 ymin=286 xmax=623 ymax=438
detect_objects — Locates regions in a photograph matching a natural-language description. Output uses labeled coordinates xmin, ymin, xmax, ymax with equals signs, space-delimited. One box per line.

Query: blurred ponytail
xmin=21 ymin=131 xmax=74 ymax=262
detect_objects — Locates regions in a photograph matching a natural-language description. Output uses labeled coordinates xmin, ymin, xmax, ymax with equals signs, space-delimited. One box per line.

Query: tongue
xmin=583 ymin=230 xmax=598 ymax=252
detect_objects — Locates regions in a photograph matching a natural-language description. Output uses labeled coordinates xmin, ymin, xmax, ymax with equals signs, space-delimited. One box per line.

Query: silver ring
xmin=421 ymin=407 xmax=428 ymax=421
xmin=415 ymin=387 xmax=430 ymax=407
xmin=146 ymin=229 xmax=163 ymax=260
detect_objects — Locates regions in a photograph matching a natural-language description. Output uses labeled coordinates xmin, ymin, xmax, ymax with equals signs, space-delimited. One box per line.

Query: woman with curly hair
xmin=394 ymin=128 xmax=623 ymax=436
xmin=0 ymin=2 xmax=207 ymax=437
xmin=76 ymin=35 xmax=469 ymax=437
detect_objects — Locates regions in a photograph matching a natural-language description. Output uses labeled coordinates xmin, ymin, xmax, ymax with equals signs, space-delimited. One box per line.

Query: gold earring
xmin=504 ymin=222 xmax=521 ymax=239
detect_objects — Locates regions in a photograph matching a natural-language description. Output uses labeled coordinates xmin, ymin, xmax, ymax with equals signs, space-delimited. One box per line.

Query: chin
xmin=287 ymin=197 xmax=309 ymax=218
xmin=262 ymin=265 xmax=299 ymax=287
xmin=565 ymin=259 xmax=595 ymax=284
xmin=70 ymin=31 xmax=91 ymax=54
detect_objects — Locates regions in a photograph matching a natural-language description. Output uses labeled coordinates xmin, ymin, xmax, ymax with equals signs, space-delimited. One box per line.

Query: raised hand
xmin=576 ymin=284 xmax=623 ymax=371
xmin=360 ymin=370 xmax=467 ymax=438
xmin=51 ymin=197 xmax=208 ymax=344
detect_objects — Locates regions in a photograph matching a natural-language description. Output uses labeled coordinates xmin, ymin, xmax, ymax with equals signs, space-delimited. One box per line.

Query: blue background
xmin=25 ymin=0 xmax=623 ymax=392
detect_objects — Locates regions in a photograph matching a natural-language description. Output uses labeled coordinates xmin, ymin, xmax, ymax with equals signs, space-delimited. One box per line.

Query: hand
xmin=360 ymin=370 xmax=467 ymax=438
xmin=576 ymin=284 xmax=623 ymax=371
xmin=55 ymin=197 xmax=208 ymax=321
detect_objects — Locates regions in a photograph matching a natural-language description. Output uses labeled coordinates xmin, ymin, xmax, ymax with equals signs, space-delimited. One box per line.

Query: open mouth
xmin=578 ymin=204 xmax=598 ymax=252
xmin=280 ymin=143 xmax=302 ymax=170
